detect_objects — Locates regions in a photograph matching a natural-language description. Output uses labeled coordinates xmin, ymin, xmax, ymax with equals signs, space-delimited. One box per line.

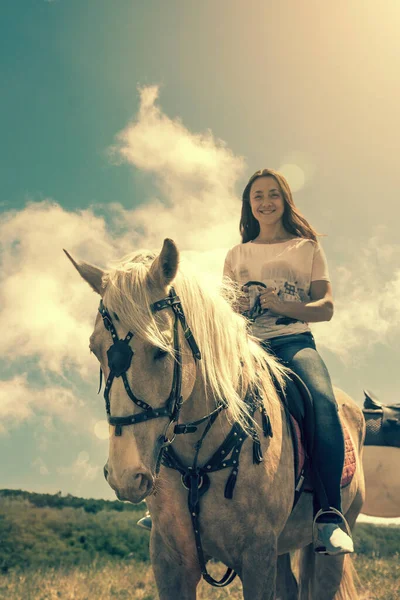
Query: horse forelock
xmin=102 ymin=251 xmax=286 ymax=431
xmin=103 ymin=251 xmax=172 ymax=353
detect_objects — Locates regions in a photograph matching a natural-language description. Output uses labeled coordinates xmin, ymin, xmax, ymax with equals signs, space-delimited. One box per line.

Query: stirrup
xmin=312 ymin=507 xmax=354 ymax=555
xmin=137 ymin=513 xmax=152 ymax=531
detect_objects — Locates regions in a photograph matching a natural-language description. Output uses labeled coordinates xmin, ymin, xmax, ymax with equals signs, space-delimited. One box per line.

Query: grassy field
xmin=1 ymin=492 xmax=398 ymax=599
xmin=1 ymin=555 xmax=399 ymax=600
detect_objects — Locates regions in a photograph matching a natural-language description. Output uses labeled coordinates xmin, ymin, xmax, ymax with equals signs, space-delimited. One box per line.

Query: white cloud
xmin=110 ymin=85 xmax=245 ymax=252
xmin=0 ymin=87 xmax=245 ymax=383
xmin=32 ymin=457 xmax=50 ymax=476
xmin=0 ymin=374 xmax=84 ymax=435
xmin=0 ymin=202 xmax=116 ymax=376
xmin=313 ymin=236 xmax=400 ymax=361
xmin=0 ymin=376 xmax=34 ymax=430
xmin=57 ymin=451 xmax=100 ymax=482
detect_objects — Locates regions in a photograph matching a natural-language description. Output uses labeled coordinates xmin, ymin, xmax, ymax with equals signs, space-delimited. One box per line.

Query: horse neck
xmin=172 ymin=376 xmax=235 ymax=467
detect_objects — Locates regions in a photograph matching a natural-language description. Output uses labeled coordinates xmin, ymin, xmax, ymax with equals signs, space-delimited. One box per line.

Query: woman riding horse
xmin=223 ymin=168 xmax=354 ymax=555
xmin=138 ymin=168 xmax=355 ymax=556
xmin=66 ymin=233 xmax=364 ymax=598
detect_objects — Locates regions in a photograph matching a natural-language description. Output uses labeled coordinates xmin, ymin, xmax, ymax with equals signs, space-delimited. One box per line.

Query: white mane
xmin=103 ymin=251 xmax=286 ymax=431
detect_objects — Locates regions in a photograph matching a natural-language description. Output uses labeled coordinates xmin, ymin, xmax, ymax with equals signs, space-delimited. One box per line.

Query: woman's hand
xmin=255 ymin=281 xmax=334 ymax=323
xmin=258 ymin=288 xmax=282 ymax=315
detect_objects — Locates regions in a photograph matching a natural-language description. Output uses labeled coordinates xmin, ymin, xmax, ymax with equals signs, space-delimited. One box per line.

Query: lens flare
xmin=94 ymin=420 xmax=110 ymax=440
xmin=278 ymin=163 xmax=306 ymax=192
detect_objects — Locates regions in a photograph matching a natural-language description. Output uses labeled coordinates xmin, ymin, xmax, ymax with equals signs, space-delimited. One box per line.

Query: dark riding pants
xmin=262 ymin=332 xmax=344 ymax=515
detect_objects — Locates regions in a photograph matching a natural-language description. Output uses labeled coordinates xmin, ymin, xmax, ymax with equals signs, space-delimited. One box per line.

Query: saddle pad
xmin=290 ymin=416 xmax=356 ymax=489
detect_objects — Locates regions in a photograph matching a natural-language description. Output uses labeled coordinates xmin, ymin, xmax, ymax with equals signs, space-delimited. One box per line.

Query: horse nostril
xmin=103 ymin=465 xmax=109 ymax=480
xmin=134 ymin=472 xmax=152 ymax=495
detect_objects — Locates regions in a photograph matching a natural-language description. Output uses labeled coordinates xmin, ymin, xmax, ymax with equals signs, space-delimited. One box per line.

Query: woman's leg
xmin=266 ymin=333 xmax=344 ymax=514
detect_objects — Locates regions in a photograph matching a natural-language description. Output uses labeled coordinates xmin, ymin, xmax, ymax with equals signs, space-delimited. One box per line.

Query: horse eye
xmin=154 ymin=348 xmax=169 ymax=361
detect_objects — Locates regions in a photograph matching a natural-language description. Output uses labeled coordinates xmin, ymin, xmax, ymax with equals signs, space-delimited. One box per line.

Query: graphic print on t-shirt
xmin=243 ymin=260 xmax=308 ymax=328
xmin=224 ymin=238 xmax=330 ymax=340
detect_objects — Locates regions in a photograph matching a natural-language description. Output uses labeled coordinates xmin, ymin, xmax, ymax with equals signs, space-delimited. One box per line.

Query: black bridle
xmin=98 ymin=287 xmax=201 ymax=438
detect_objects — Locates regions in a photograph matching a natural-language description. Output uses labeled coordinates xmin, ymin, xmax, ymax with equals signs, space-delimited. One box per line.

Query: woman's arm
xmin=259 ymin=280 xmax=334 ymax=323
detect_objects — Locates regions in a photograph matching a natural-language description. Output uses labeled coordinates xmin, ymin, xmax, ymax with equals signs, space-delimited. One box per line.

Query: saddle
xmin=279 ymin=374 xmax=356 ymax=509
xmin=363 ymin=389 xmax=400 ymax=448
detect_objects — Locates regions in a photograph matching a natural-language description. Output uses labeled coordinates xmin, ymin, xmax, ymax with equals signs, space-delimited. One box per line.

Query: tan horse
xmin=66 ymin=239 xmax=365 ymax=600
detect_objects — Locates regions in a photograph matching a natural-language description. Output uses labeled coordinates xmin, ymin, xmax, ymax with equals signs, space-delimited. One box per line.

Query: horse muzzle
xmin=104 ymin=462 xmax=154 ymax=503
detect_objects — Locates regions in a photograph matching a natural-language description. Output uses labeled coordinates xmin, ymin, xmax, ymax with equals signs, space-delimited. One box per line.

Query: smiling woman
xmin=224 ymin=168 xmax=354 ymax=557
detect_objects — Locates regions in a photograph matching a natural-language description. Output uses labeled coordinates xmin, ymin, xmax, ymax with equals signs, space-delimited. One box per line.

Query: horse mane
xmin=103 ymin=250 xmax=287 ymax=432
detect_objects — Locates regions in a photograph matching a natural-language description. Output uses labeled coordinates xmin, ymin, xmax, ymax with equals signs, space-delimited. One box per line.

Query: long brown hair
xmin=240 ymin=168 xmax=319 ymax=243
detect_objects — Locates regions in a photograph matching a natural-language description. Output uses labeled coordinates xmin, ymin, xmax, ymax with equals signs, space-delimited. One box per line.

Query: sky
xmin=1 ymin=0 xmax=400 ymax=521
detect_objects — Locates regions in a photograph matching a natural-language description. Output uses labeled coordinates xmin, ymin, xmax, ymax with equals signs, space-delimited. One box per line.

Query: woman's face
xmin=249 ymin=176 xmax=285 ymax=226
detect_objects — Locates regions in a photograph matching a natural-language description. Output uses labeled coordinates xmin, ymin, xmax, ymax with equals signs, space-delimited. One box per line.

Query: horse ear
xmin=148 ymin=238 xmax=179 ymax=289
xmin=64 ymin=249 xmax=106 ymax=296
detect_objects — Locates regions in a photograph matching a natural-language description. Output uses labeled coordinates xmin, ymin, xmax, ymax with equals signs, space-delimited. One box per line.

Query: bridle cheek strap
xmin=98 ymin=288 xmax=198 ymax=437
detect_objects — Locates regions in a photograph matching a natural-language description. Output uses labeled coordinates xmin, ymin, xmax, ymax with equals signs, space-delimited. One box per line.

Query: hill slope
xmin=0 ymin=489 xmax=148 ymax=572
xmin=0 ymin=489 xmax=399 ymax=574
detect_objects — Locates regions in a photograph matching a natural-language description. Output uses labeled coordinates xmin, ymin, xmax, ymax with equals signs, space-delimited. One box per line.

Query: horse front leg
xmin=241 ymin=539 xmax=278 ymax=600
xmin=150 ymin=530 xmax=201 ymax=600
xmin=276 ymin=553 xmax=298 ymax=600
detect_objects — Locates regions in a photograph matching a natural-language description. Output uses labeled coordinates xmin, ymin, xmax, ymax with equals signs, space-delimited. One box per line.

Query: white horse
xmin=67 ymin=239 xmax=365 ymax=599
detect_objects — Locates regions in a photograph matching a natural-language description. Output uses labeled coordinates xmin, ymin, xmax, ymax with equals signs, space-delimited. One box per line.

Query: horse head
xmin=65 ymin=239 xmax=198 ymax=503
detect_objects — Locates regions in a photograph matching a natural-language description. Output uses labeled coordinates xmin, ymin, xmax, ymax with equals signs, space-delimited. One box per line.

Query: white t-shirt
xmin=223 ymin=238 xmax=330 ymax=341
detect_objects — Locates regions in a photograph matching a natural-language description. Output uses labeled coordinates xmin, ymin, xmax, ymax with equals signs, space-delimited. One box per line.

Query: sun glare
xmin=278 ymin=163 xmax=306 ymax=192
xmin=94 ymin=420 xmax=110 ymax=440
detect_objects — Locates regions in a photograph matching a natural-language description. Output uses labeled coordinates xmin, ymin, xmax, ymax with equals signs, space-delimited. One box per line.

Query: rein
xmin=98 ymin=287 xmax=272 ymax=587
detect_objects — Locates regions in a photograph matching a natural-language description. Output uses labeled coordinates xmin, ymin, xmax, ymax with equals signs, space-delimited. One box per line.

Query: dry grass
xmin=355 ymin=555 xmax=400 ymax=600
xmin=0 ymin=561 xmax=243 ymax=600
xmin=0 ymin=556 xmax=397 ymax=600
